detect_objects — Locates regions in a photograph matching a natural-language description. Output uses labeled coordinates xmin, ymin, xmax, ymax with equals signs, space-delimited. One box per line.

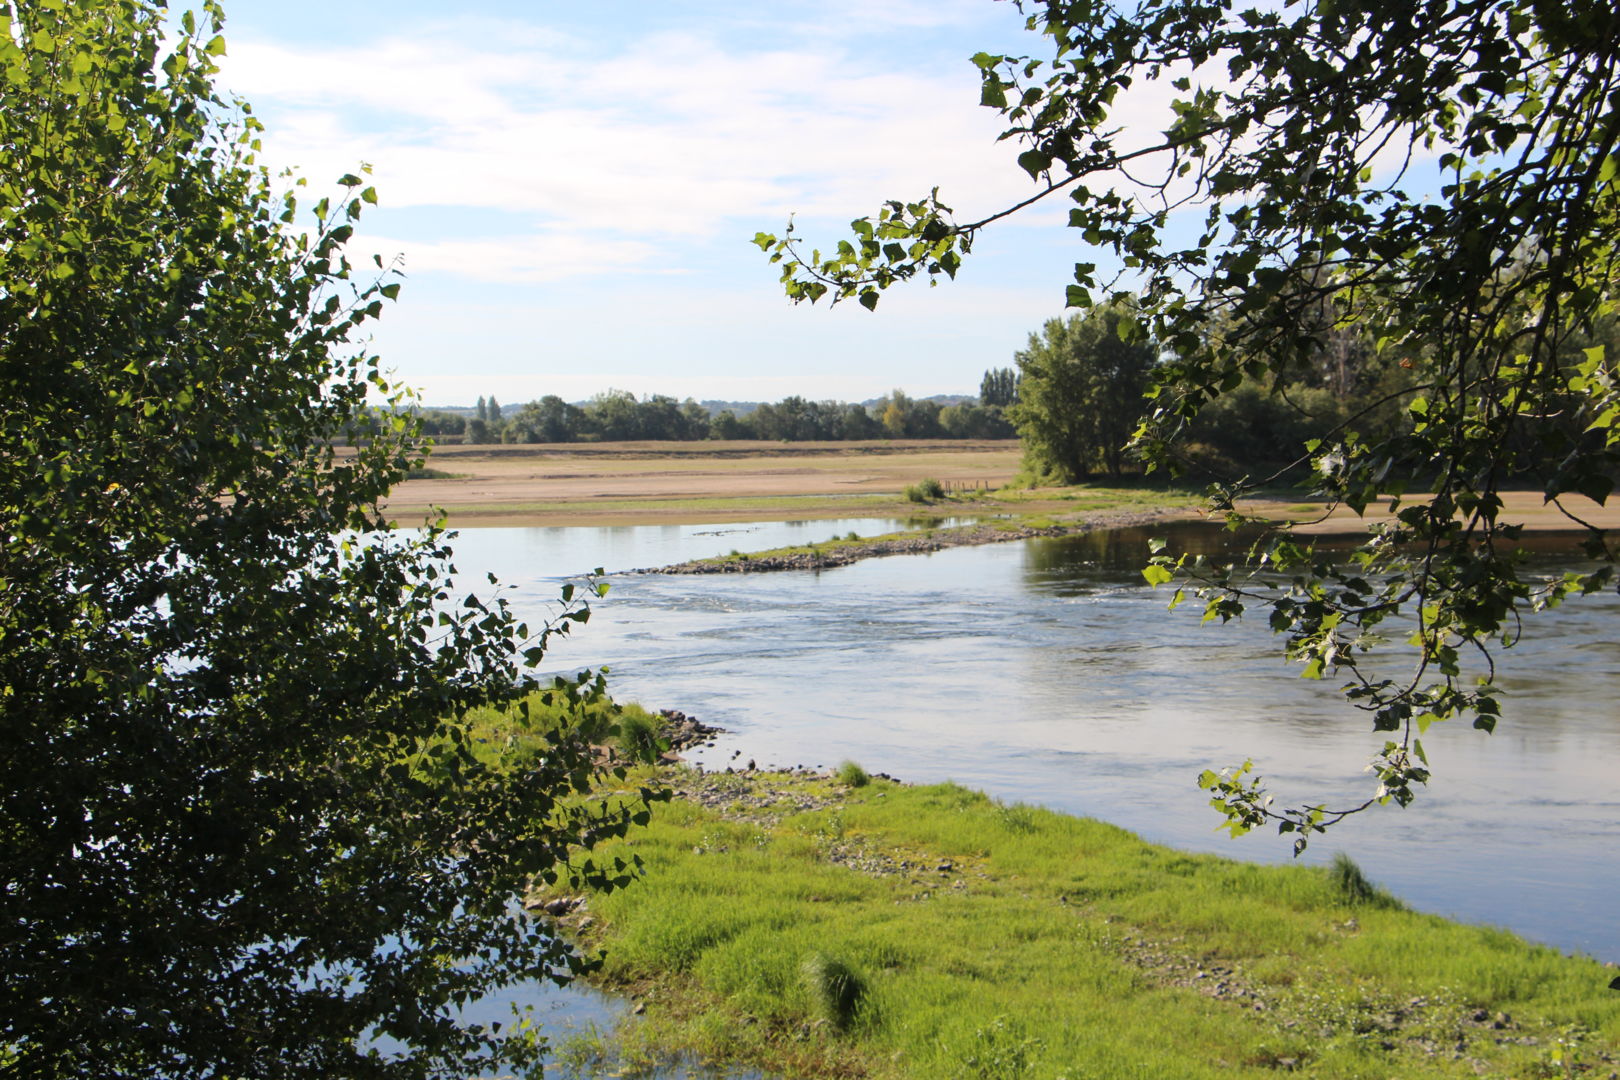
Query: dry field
xmin=370 ymin=439 xmax=1620 ymax=534
xmin=380 ymin=440 xmax=1028 ymax=527
xmin=1245 ymin=489 xmax=1620 ymax=534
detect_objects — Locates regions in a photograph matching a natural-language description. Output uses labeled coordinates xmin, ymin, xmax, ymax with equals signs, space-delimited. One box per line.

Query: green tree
xmin=979 ymin=366 xmax=1018 ymax=407
xmin=515 ymin=394 xmax=587 ymax=443
xmin=710 ymin=408 xmax=754 ymax=439
xmin=585 ymin=388 xmax=643 ymax=442
xmin=757 ymin=0 xmax=1620 ymax=849
xmin=1009 ymin=304 xmax=1156 ymax=481
xmin=0 ymin=3 xmax=656 ymax=1075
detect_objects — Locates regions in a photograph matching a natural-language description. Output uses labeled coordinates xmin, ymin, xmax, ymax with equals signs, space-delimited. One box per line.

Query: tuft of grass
xmin=615 ymin=706 xmax=665 ymax=763
xmin=1327 ymin=851 xmax=1399 ymax=908
xmin=836 ymin=760 xmax=870 ymax=788
xmin=800 ymin=951 xmax=865 ymax=1032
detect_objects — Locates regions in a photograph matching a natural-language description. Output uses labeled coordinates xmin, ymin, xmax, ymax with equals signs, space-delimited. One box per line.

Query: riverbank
xmin=642 ymin=509 xmax=1187 ymax=574
xmin=546 ymin=763 xmax=1619 ymax=1080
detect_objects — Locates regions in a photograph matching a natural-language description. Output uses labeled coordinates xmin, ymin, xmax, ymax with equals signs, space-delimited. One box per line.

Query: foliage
xmin=1008 ymin=303 xmax=1156 ymax=482
xmin=904 ymin=477 xmax=947 ymax=503
xmin=980 ymin=366 xmax=1019 ymax=408
xmin=756 ymin=0 xmax=1620 ymax=848
xmin=0 ymin=3 xmax=658 ymax=1076
xmin=459 ymin=389 xmax=1000 ymax=445
xmin=939 ymin=399 xmax=1016 ymax=438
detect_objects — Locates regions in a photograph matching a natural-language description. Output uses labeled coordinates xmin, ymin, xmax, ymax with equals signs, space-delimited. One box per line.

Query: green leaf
xmin=1016 ymin=149 xmax=1051 ymax=178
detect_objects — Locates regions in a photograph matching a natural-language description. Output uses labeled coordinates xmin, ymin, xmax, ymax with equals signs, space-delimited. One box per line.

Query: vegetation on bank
xmin=655 ymin=519 xmax=1067 ymax=574
xmin=550 ymin=765 xmax=1618 ymax=1080
xmin=648 ymin=484 xmax=1206 ymax=573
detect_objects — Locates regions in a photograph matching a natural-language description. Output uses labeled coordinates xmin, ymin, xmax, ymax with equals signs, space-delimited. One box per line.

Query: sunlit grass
xmin=581 ymin=770 xmax=1620 ymax=1080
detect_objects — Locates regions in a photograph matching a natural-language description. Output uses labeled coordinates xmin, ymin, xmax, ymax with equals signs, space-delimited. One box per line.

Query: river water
xmin=446 ymin=517 xmax=1620 ymax=966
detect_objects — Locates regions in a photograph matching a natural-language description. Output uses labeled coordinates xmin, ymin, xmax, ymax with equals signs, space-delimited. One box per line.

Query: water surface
xmin=453 ymin=518 xmax=1620 ymax=961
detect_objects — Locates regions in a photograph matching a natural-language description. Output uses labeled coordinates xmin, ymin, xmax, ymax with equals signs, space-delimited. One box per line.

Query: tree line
xmin=1009 ymin=299 xmax=1620 ymax=488
xmin=410 ymin=385 xmax=1018 ymax=444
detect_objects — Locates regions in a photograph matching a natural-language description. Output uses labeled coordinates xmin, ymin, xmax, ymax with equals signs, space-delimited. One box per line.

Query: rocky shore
xmin=656 ymin=708 xmax=725 ymax=756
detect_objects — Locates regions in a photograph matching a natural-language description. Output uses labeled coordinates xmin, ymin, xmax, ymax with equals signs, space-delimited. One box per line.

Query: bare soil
xmin=379 ymin=440 xmax=1026 ymax=526
xmin=1241 ymin=489 xmax=1620 ymax=533
xmin=368 ymin=440 xmax=1620 ymax=535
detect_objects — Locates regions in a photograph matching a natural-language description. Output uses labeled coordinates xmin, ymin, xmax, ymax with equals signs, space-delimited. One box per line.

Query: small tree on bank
xmin=0 ymin=3 xmax=653 ymax=1075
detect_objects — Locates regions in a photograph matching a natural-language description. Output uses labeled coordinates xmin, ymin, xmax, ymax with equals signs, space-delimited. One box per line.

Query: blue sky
xmin=210 ymin=0 xmax=1158 ymax=406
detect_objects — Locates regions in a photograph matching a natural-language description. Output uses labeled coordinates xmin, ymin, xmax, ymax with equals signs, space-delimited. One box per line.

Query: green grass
xmin=577 ymin=769 xmax=1619 ymax=1080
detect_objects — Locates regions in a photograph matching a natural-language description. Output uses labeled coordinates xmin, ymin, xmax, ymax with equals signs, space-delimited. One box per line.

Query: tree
xmin=1009 ymin=304 xmax=1156 ymax=481
xmin=710 ymin=408 xmax=754 ymax=440
xmin=585 ymin=388 xmax=642 ymax=441
xmin=756 ymin=0 xmax=1620 ymax=850
xmin=980 ymin=366 xmax=1018 ymax=407
xmin=515 ymin=394 xmax=587 ymax=443
xmin=0 ymin=3 xmax=656 ymax=1075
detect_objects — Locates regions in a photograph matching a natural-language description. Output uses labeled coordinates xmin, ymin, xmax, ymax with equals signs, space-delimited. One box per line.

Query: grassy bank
xmin=551 ymin=766 xmax=1617 ymax=1080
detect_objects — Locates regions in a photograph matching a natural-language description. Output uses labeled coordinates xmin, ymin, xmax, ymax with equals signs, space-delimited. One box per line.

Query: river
xmin=446 ymin=516 xmax=1620 ymax=965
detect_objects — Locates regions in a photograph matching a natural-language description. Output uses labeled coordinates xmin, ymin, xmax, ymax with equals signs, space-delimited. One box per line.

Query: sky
xmin=209 ymin=0 xmax=1163 ymax=407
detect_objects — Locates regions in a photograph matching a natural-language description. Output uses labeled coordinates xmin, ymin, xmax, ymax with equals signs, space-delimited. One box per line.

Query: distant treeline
xmin=398 ymin=377 xmax=1020 ymax=444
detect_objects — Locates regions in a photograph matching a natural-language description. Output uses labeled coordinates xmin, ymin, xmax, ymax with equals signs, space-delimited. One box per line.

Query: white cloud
xmin=220 ymin=18 xmax=1049 ymax=283
xmin=353 ymin=232 xmax=669 ymax=284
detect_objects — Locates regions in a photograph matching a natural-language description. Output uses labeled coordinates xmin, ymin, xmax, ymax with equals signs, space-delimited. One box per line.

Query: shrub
xmin=904 ymin=477 xmax=947 ymax=502
xmin=837 ymin=760 xmax=871 ymax=788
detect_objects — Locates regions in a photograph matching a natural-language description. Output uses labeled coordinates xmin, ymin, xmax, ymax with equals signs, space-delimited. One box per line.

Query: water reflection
xmin=454 ymin=519 xmax=1620 ymax=961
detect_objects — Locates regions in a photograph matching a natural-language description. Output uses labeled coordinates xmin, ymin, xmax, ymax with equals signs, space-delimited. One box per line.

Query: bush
xmin=905 ymin=477 xmax=946 ymax=502
xmin=837 ymin=760 xmax=871 ymax=788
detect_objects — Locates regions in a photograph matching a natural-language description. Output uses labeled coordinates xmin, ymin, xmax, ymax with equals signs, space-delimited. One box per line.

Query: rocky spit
xmin=641 ymin=511 xmax=1183 ymax=575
